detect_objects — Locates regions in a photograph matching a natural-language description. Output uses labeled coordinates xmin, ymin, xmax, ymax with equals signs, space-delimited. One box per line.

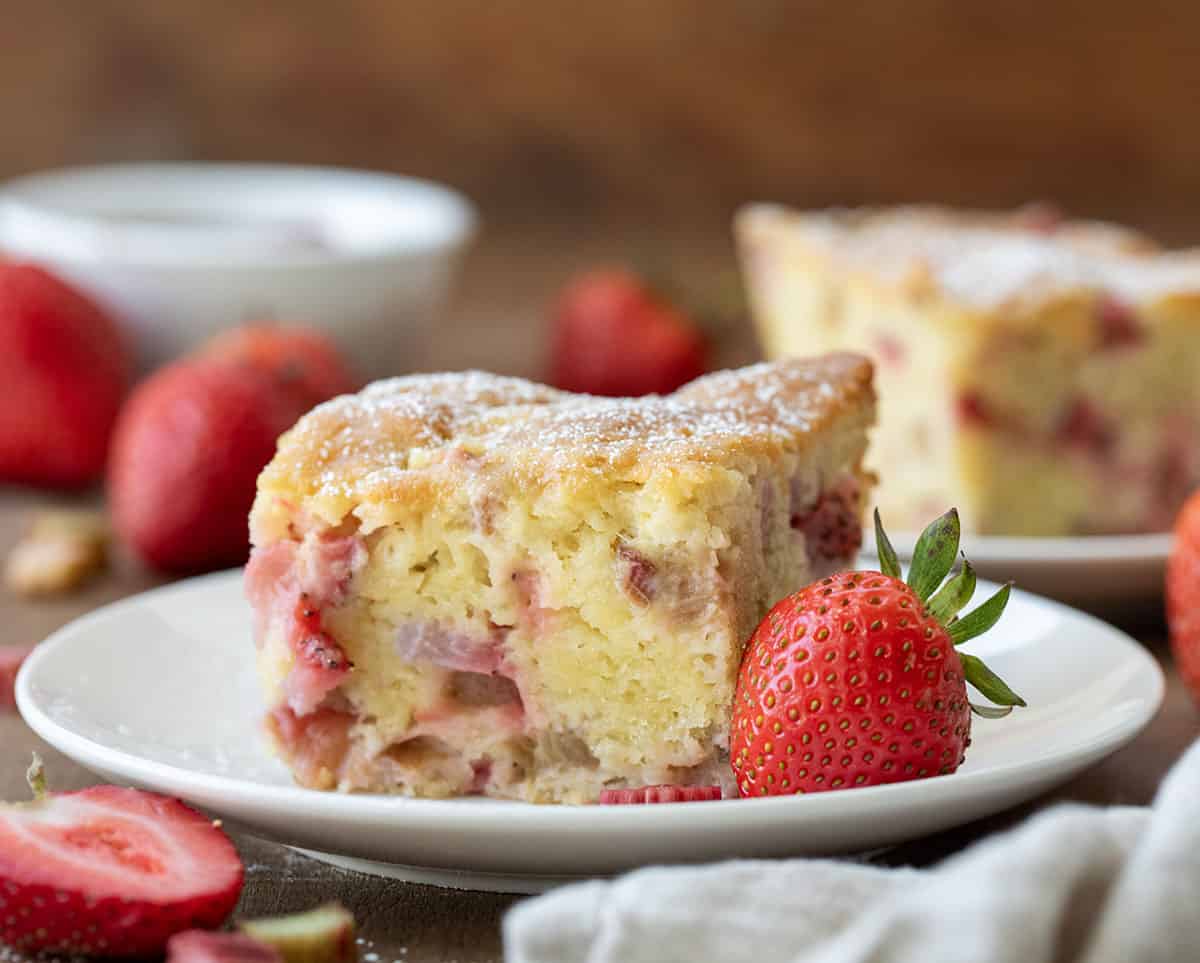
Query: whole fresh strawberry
xmin=1167 ymin=490 xmax=1200 ymax=700
xmin=203 ymin=324 xmax=360 ymax=408
xmin=550 ymin=268 xmax=707 ymax=396
xmin=732 ymin=509 xmax=1024 ymax=796
xmin=0 ymin=262 xmax=130 ymax=486
xmin=108 ymin=358 xmax=310 ymax=572
xmin=0 ymin=756 xmax=244 ymax=956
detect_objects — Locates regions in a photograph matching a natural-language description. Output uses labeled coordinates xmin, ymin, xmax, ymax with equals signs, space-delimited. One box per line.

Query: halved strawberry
xmin=0 ymin=762 xmax=244 ymax=956
xmin=284 ymin=594 xmax=353 ymax=715
xmin=598 ymin=785 xmax=722 ymax=804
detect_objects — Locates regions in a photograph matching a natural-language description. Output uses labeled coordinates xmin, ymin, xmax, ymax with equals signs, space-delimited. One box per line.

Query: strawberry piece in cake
xmin=599 ymin=785 xmax=722 ymax=804
xmin=739 ymin=204 xmax=1200 ymax=535
xmin=245 ymin=356 xmax=875 ymax=803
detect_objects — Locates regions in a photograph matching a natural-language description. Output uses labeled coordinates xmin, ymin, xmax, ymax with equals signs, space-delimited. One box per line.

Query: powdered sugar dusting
xmin=257 ymin=355 xmax=874 ymax=507
xmin=751 ymin=204 xmax=1200 ymax=309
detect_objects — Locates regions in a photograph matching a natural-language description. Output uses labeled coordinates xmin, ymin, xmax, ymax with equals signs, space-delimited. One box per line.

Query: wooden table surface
xmin=1 ymin=228 xmax=1197 ymax=962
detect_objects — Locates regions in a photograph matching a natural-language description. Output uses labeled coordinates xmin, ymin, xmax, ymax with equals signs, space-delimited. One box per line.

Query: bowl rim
xmin=0 ymin=162 xmax=477 ymax=271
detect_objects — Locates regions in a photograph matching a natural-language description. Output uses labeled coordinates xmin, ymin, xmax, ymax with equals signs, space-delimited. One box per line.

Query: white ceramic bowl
xmin=0 ymin=163 xmax=476 ymax=377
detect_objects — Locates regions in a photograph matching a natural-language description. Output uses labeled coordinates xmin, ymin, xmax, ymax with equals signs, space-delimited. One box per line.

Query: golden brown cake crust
xmin=256 ymin=354 xmax=875 ymax=519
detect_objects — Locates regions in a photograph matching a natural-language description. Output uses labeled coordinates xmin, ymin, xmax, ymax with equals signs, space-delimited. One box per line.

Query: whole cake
xmin=738 ymin=204 xmax=1200 ymax=535
xmin=245 ymin=355 xmax=875 ymax=802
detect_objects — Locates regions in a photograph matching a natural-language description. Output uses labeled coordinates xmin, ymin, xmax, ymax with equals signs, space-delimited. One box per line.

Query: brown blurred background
xmin=3 ymin=1 xmax=1199 ymax=369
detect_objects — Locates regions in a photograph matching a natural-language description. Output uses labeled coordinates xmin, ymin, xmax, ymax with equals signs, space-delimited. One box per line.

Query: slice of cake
xmin=737 ymin=204 xmax=1200 ymax=535
xmin=244 ymin=355 xmax=875 ymax=803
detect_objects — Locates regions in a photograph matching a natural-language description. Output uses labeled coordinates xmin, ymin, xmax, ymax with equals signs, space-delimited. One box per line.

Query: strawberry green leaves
xmin=960 ymin=652 xmax=1027 ymax=711
xmin=874 ymin=507 xmax=1025 ymax=716
xmin=906 ymin=509 xmax=961 ymax=603
xmin=873 ymin=508 xmax=902 ymax=580
xmin=928 ymin=558 xmax=977 ymax=623
xmin=948 ymin=583 xmax=1011 ymax=646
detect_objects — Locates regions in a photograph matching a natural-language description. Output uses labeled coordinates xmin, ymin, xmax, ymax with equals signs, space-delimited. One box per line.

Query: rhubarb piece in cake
xmin=738 ymin=204 xmax=1200 ymax=535
xmin=245 ymin=355 xmax=875 ymax=803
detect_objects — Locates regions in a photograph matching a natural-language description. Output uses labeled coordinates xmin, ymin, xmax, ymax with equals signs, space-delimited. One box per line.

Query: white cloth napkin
xmin=504 ymin=739 xmax=1200 ymax=963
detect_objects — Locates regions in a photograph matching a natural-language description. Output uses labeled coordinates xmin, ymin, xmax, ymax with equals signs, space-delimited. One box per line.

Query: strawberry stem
xmin=26 ymin=752 xmax=46 ymax=800
xmin=927 ymin=557 xmax=977 ymax=623
xmin=906 ymin=509 xmax=960 ymax=603
xmin=960 ymin=652 xmax=1027 ymax=707
xmin=948 ymin=583 xmax=1011 ymax=646
xmin=873 ymin=508 xmax=902 ymax=580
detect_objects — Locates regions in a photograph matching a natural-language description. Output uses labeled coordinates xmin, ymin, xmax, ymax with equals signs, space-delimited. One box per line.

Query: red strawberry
xmin=599 ymin=785 xmax=722 ymax=804
xmin=550 ymin=269 xmax=707 ymax=397
xmin=0 ymin=262 xmax=130 ymax=486
xmin=0 ymin=644 xmax=35 ymax=711
xmin=1167 ymin=490 xmax=1200 ymax=700
xmin=732 ymin=509 xmax=1024 ymax=797
xmin=108 ymin=358 xmax=310 ymax=573
xmin=203 ymin=325 xmax=360 ymax=408
xmin=0 ymin=762 xmax=244 ymax=956
xmin=168 ymin=930 xmax=281 ymax=963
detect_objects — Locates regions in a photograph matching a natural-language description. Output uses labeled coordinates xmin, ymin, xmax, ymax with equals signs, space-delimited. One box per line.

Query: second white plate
xmin=863 ymin=530 xmax=1173 ymax=611
xmin=17 ymin=570 xmax=1163 ymax=892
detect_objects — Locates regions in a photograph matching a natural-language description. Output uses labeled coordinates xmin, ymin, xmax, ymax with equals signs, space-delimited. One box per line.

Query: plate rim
xmin=16 ymin=569 xmax=1166 ymax=831
xmin=863 ymin=529 xmax=1174 ymax=564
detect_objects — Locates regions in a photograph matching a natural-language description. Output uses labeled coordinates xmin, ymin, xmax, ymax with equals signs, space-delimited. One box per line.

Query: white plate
xmin=864 ymin=531 xmax=1173 ymax=612
xmin=17 ymin=570 xmax=1163 ymax=893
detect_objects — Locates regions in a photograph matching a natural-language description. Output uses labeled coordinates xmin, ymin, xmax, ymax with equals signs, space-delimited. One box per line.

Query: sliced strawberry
xmin=0 ymin=784 xmax=244 ymax=956
xmin=615 ymin=542 xmax=658 ymax=605
xmin=0 ymin=644 xmax=34 ymax=711
xmin=598 ymin=784 xmax=722 ymax=804
xmin=168 ymin=930 xmax=282 ymax=963
xmin=285 ymin=594 xmax=352 ymax=715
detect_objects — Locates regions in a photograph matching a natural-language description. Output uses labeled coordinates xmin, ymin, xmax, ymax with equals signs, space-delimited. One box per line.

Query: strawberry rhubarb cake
xmin=244 ymin=355 xmax=875 ymax=802
xmin=737 ymin=204 xmax=1200 ymax=535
